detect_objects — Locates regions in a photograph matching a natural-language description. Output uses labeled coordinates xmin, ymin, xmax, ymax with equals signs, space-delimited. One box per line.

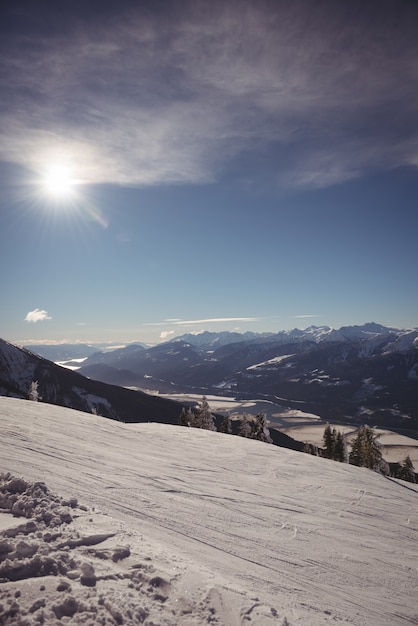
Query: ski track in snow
xmin=1 ymin=396 xmax=418 ymax=625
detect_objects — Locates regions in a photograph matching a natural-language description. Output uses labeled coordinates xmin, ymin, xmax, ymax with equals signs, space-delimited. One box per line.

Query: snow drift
xmin=0 ymin=396 xmax=417 ymax=625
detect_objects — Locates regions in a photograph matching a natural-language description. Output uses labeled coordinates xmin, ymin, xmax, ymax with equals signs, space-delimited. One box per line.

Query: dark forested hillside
xmin=0 ymin=338 xmax=181 ymax=424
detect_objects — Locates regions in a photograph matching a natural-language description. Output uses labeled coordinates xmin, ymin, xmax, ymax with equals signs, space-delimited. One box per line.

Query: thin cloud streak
xmin=174 ymin=317 xmax=265 ymax=325
xmin=1 ymin=1 xmax=418 ymax=189
xmin=293 ymin=315 xmax=321 ymax=319
xmin=145 ymin=317 xmax=265 ymax=327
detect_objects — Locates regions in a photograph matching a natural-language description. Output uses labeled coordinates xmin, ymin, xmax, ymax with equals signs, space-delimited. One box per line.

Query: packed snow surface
xmin=0 ymin=397 xmax=418 ymax=626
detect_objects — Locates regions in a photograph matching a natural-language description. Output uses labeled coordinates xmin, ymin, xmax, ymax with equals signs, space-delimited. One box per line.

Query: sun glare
xmin=33 ymin=159 xmax=108 ymax=226
xmin=43 ymin=166 xmax=76 ymax=199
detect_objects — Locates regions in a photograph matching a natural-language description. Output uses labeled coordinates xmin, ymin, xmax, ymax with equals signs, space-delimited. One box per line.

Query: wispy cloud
xmin=1 ymin=1 xmax=418 ymax=189
xmin=24 ymin=309 xmax=52 ymax=323
xmin=293 ymin=315 xmax=321 ymax=319
xmin=174 ymin=317 xmax=263 ymax=325
xmin=146 ymin=317 xmax=265 ymax=327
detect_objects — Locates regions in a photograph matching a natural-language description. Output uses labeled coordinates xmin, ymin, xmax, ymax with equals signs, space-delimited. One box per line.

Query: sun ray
xmin=26 ymin=157 xmax=109 ymax=230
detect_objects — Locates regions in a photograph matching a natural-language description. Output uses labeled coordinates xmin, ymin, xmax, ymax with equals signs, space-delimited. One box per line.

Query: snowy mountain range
xmin=1 ymin=396 xmax=417 ymax=625
xmin=63 ymin=323 xmax=418 ymax=431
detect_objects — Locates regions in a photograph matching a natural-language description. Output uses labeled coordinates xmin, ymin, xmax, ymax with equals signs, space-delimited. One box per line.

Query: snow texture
xmin=0 ymin=396 xmax=418 ymax=625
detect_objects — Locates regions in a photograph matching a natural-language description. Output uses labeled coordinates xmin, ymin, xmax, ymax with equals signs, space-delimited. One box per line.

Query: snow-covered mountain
xmin=172 ymin=330 xmax=268 ymax=349
xmin=1 ymin=396 xmax=417 ymax=625
xmin=175 ymin=322 xmax=415 ymax=348
xmin=75 ymin=323 xmax=418 ymax=430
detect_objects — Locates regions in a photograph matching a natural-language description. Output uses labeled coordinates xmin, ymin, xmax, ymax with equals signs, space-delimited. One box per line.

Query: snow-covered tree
xmin=239 ymin=414 xmax=252 ymax=437
xmin=28 ymin=380 xmax=39 ymax=402
xmin=179 ymin=407 xmax=188 ymax=426
xmin=183 ymin=397 xmax=216 ymax=431
xmin=397 ymin=456 xmax=416 ymax=483
xmin=220 ymin=414 xmax=232 ymax=434
xmin=249 ymin=413 xmax=273 ymax=443
xmin=237 ymin=413 xmax=272 ymax=443
xmin=179 ymin=407 xmax=195 ymax=427
xmin=303 ymin=442 xmax=319 ymax=456
xmin=196 ymin=396 xmax=217 ymax=431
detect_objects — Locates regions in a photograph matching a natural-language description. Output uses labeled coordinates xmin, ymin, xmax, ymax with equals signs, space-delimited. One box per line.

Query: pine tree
xmin=194 ymin=396 xmax=216 ymax=431
xmin=334 ymin=430 xmax=346 ymax=462
xmin=323 ymin=425 xmax=336 ymax=459
xmin=348 ymin=428 xmax=363 ymax=467
xmin=362 ymin=426 xmax=384 ymax=472
xmin=220 ymin=415 xmax=232 ymax=434
xmin=189 ymin=407 xmax=198 ymax=427
xmin=303 ymin=442 xmax=319 ymax=456
xmin=28 ymin=381 xmax=39 ymax=401
xmin=179 ymin=407 xmax=195 ymax=427
xmin=179 ymin=408 xmax=189 ymax=426
xmin=349 ymin=426 xmax=388 ymax=473
xmin=398 ymin=456 xmax=416 ymax=483
xmin=239 ymin=414 xmax=252 ymax=437
xmin=249 ymin=413 xmax=273 ymax=443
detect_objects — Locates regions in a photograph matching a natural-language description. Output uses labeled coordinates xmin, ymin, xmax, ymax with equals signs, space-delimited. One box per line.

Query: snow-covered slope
xmin=1 ymin=397 xmax=417 ymax=625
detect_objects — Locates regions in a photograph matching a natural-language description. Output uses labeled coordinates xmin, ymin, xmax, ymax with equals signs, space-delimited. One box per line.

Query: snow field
xmin=0 ymin=473 xmax=280 ymax=625
xmin=1 ymin=396 xmax=418 ymax=625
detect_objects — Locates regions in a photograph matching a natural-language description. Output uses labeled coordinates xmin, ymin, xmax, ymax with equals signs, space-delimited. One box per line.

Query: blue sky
xmin=1 ymin=0 xmax=418 ymax=345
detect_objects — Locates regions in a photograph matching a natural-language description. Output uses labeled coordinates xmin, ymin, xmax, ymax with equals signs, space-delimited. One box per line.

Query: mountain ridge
xmin=0 ymin=338 xmax=181 ymax=424
xmin=69 ymin=323 xmax=418 ymax=431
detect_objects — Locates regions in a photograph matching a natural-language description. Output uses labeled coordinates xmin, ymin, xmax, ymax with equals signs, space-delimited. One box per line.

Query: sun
xmin=42 ymin=165 xmax=77 ymax=199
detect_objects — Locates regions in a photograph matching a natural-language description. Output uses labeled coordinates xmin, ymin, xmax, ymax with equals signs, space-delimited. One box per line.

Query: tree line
xmin=179 ymin=397 xmax=272 ymax=443
xmin=180 ymin=401 xmax=416 ymax=483
xmin=313 ymin=424 xmax=416 ymax=483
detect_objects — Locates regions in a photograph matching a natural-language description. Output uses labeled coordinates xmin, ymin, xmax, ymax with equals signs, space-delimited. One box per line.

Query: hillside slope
xmin=0 ymin=338 xmax=182 ymax=424
xmin=1 ymin=397 xmax=417 ymax=625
